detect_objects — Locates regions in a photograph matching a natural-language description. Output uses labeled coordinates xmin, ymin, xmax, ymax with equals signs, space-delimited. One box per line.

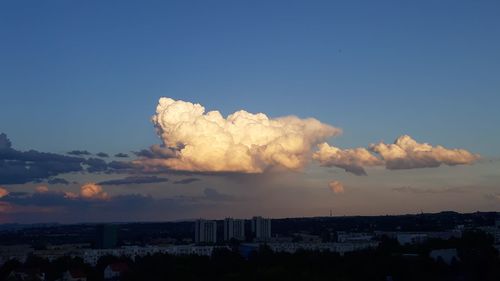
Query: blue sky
xmin=0 ymin=1 xmax=499 ymax=223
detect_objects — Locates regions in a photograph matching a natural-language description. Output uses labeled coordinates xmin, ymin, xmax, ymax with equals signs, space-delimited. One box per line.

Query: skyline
xmin=1 ymin=0 xmax=499 ymax=223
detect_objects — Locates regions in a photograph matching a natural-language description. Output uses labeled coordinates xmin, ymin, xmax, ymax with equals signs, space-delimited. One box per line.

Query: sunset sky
xmin=1 ymin=0 xmax=499 ymax=223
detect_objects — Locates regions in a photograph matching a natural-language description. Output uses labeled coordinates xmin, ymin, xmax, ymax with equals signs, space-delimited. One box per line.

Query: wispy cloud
xmin=173 ymin=178 xmax=201 ymax=185
xmin=99 ymin=176 xmax=169 ymax=186
xmin=392 ymin=186 xmax=470 ymax=194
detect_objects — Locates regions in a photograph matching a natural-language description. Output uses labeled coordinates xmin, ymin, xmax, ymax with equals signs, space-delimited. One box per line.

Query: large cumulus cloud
xmin=137 ymin=97 xmax=340 ymax=173
xmin=314 ymin=135 xmax=479 ymax=175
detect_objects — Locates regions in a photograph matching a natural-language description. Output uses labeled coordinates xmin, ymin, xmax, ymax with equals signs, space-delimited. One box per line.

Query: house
xmin=8 ymin=267 xmax=44 ymax=281
xmin=60 ymin=269 xmax=87 ymax=281
xmin=104 ymin=262 xmax=129 ymax=280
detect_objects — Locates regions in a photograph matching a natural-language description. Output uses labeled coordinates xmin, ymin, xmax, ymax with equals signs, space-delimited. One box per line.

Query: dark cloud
xmin=203 ymin=188 xmax=233 ymax=201
xmin=67 ymin=150 xmax=92 ymax=156
xmin=83 ymin=158 xmax=108 ymax=173
xmin=96 ymin=152 xmax=109 ymax=158
xmin=0 ymin=133 xmax=11 ymax=149
xmin=106 ymin=160 xmax=141 ymax=172
xmin=0 ymin=134 xmax=85 ymax=184
xmin=173 ymin=178 xmax=201 ymax=184
xmin=133 ymin=149 xmax=155 ymax=158
xmin=0 ymin=133 xmax=125 ymax=184
xmin=0 ymin=190 xmax=220 ymax=223
xmin=99 ymin=176 xmax=169 ymax=186
xmin=114 ymin=153 xmax=129 ymax=158
xmin=47 ymin=178 xmax=70 ymax=185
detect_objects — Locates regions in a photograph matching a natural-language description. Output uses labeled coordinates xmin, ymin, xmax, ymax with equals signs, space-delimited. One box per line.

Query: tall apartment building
xmin=96 ymin=224 xmax=118 ymax=249
xmin=194 ymin=219 xmax=217 ymax=244
xmin=251 ymin=216 xmax=272 ymax=241
xmin=223 ymin=218 xmax=245 ymax=241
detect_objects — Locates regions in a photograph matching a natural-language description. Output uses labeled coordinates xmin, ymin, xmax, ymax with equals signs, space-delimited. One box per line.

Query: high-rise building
xmin=224 ymin=218 xmax=245 ymax=241
xmin=96 ymin=224 xmax=118 ymax=249
xmin=251 ymin=216 xmax=271 ymax=241
xmin=195 ymin=219 xmax=217 ymax=244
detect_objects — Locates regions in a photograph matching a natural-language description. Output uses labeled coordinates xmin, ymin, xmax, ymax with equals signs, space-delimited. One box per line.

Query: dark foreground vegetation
xmin=1 ymin=231 xmax=499 ymax=281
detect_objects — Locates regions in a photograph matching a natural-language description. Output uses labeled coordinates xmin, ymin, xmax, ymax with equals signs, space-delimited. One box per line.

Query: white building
xmin=396 ymin=234 xmax=428 ymax=245
xmin=224 ymin=218 xmax=245 ymax=241
xmin=195 ymin=219 xmax=217 ymax=244
xmin=252 ymin=216 xmax=271 ymax=241
xmin=266 ymin=241 xmax=379 ymax=255
xmin=337 ymin=232 xmax=374 ymax=243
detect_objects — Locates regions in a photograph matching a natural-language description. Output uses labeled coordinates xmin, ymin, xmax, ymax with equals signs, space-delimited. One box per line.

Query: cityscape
xmin=1 ymin=212 xmax=500 ymax=280
xmin=1 ymin=0 xmax=500 ymax=280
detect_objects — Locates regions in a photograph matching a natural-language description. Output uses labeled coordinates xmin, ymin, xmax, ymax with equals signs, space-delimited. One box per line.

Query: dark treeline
xmin=1 ymin=231 xmax=499 ymax=281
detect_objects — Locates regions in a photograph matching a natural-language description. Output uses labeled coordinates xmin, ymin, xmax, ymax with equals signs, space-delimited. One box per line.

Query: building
xmin=224 ymin=218 xmax=245 ymax=241
xmin=252 ymin=216 xmax=271 ymax=241
xmin=0 ymin=244 xmax=33 ymax=266
xmin=195 ymin=219 xmax=217 ymax=244
xmin=96 ymin=224 xmax=118 ymax=249
xmin=429 ymin=248 xmax=459 ymax=265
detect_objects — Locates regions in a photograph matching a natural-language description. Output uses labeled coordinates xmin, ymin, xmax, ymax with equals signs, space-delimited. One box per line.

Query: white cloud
xmin=138 ymin=97 xmax=340 ymax=173
xmin=370 ymin=135 xmax=479 ymax=170
xmin=314 ymin=135 xmax=479 ymax=175
xmin=313 ymin=143 xmax=382 ymax=175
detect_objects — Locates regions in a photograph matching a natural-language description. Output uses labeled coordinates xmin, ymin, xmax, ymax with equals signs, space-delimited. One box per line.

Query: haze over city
xmin=1 ymin=0 xmax=499 ymax=224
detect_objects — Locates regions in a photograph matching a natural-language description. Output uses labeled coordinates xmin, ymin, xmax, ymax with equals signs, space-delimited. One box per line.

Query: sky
xmin=0 ymin=0 xmax=499 ymax=223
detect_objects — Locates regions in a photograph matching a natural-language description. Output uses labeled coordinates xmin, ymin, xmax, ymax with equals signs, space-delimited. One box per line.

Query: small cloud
xmin=47 ymin=178 xmax=70 ymax=185
xmin=80 ymin=183 xmax=109 ymax=200
xmin=0 ymin=187 xmax=8 ymax=198
xmin=173 ymin=178 xmax=201 ymax=184
xmin=64 ymin=191 xmax=79 ymax=199
xmin=36 ymin=186 xmax=49 ymax=193
xmin=392 ymin=186 xmax=469 ymax=194
xmin=99 ymin=176 xmax=169 ymax=186
xmin=67 ymin=150 xmax=92 ymax=156
xmin=96 ymin=152 xmax=109 ymax=158
xmin=114 ymin=153 xmax=129 ymax=158
xmin=328 ymin=181 xmax=344 ymax=194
